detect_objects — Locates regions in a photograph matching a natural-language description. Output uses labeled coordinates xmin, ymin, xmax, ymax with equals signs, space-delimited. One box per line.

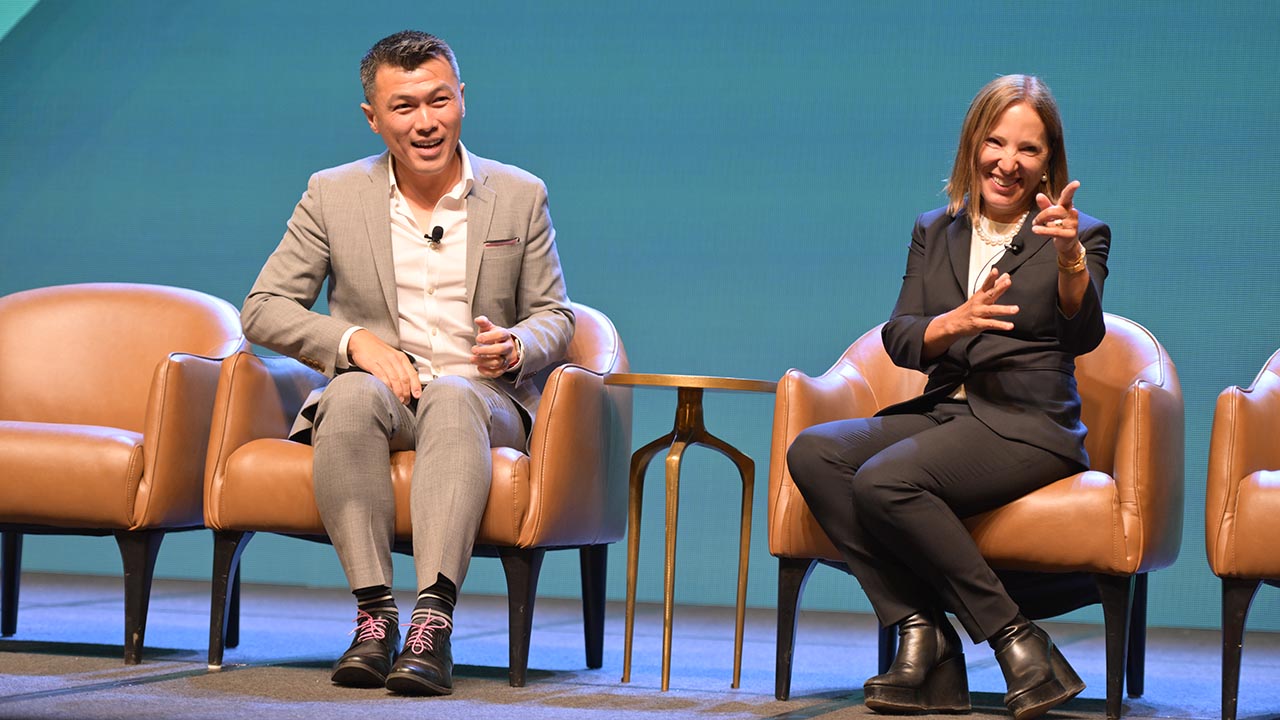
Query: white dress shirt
xmin=337 ymin=146 xmax=479 ymax=383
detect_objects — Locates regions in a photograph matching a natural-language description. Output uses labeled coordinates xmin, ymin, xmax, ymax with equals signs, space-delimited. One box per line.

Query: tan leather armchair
xmin=1206 ymin=346 xmax=1280 ymax=720
xmin=768 ymin=313 xmax=1183 ymax=720
xmin=0 ymin=283 xmax=245 ymax=663
xmin=203 ymin=302 xmax=630 ymax=686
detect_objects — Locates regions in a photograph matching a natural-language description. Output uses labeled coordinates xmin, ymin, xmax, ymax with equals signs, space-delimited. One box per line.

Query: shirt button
xmin=428 ymin=287 xmax=435 ymax=295
xmin=431 ymin=329 xmax=437 ymax=336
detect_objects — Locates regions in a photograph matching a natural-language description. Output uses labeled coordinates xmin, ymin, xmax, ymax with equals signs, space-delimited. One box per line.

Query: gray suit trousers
xmin=311 ymin=371 xmax=527 ymax=592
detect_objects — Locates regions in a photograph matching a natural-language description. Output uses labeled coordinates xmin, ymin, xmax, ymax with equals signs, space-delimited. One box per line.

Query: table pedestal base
xmin=620 ymin=387 xmax=753 ymax=691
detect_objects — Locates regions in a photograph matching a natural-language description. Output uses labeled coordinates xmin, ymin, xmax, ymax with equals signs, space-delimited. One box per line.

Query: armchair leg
xmin=2 ymin=531 xmax=21 ymax=636
xmin=1126 ymin=573 xmax=1148 ymax=697
xmin=209 ymin=530 xmax=254 ymax=667
xmin=1222 ymin=577 xmax=1262 ymax=720
xmin=114 ymin=530 xmax=165 ymax=665
xmin=1094 ymin=573 xmax=1134 ymax=720
xmin=775 ymin=557 xmax=817 ymax=701
xmin=579 ymin=544 xmax=607 ymax=670
xmin=227 ymin=562 xmax=242 ymax=649
xmin=498 ymin=546 xmax=546 ymax=687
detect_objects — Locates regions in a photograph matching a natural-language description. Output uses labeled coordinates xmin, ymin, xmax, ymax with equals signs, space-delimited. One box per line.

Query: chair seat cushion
xmin=966 ymin=471 xmax=1130 ymax=573
xmin=214 ymin=439 xmax=532 ymax=545
xmin=0 ymin=421 xmax=144 ymax=528
xmin=775 ymin=471 xmax=1135 ymax=575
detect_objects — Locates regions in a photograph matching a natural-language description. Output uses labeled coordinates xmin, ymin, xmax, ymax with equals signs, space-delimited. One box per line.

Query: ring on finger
xmin=1050 ymin=218 xmax=1065 ymax=228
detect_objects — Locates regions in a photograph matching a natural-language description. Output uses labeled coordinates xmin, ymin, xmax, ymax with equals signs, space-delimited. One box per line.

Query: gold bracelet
xmin=1057 ymin=247 xmax=1087 ymax=274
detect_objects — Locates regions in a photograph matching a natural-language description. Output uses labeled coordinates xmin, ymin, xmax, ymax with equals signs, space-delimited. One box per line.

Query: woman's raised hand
xmin=946 ymin=267 xmax=1019 ymax=337
xmin=1033 ymin=180 xmax=1081 ymax=255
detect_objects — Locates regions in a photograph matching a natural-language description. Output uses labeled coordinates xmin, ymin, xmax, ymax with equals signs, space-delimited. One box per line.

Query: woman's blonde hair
xmin=945 ymin=75 xmax=1068 ymax=218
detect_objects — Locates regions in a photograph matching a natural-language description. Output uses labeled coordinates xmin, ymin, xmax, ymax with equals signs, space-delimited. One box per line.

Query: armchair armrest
xmin=516 ymin=363 xmax=629 ymax=547
xmin=766 ymin=362 xmax=879 ymax=559
xmin=1106 ymin=373 xmax=1186 ymax=573
xmin=768 ymin=362 xmax=880 ymax=498
xmin=132 ymin=352 xmax=233 ymax=529
xmin=1206 ymin=353 xmax=1280 ymax=566
xmin=203 ymin=351 xmax=326 ymax=527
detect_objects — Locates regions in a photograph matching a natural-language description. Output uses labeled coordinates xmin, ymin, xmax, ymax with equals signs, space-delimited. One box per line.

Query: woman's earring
xmin=1041 ymin=173 xmax=1048 ymax=183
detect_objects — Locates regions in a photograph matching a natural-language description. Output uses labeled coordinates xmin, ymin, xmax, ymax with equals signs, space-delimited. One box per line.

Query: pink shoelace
xmin=349 ymin=609 xmax=392 ymax=642
xmin=402 ymin=611 xmax=452 ymax=654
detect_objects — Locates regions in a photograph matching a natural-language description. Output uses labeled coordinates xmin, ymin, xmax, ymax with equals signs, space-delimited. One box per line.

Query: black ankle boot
xmin=863 ymin=611 xmax=970 ymax=714
xmin=331 ymin=609 xmax=400 ymax=687
xmin=989 ymin=615 xmax=1085 ymax=720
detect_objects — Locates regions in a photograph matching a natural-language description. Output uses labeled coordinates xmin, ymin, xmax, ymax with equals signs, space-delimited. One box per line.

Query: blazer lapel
xmin=947 ymin=212 xmax=971 ymax=294
xmin=464 ymin=154 xmax=496 ymax=309
xmin=360 ymin=153 xmax=399 ymax=332
xmin=996 ymin=209 xmax=1050 ymax=275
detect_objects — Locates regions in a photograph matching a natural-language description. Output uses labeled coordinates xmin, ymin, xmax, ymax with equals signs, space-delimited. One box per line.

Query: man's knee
xmin=418 ymin=375 xmax=486 ymax=421
xmin=314 ymin=372 xmax=396 ymax=434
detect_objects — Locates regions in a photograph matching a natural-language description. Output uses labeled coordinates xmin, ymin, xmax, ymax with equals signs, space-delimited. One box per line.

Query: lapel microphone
xmin=426 ymin=226 xmax=444 ymax=246
xmin=1005 ymin=237 xmax=1023 ymax=254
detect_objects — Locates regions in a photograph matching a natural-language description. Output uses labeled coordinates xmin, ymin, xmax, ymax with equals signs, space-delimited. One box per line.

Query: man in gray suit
xmin=241 ymin=30 xmax=574 ymax=696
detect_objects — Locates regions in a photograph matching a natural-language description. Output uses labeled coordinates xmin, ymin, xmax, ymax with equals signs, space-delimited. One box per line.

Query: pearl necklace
xmin=974 ymin=211 xmax=1029 ymax=247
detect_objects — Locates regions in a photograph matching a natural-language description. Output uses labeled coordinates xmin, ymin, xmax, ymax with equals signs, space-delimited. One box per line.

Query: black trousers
xmin=786 ymin=399 xmax=1078 ymax=642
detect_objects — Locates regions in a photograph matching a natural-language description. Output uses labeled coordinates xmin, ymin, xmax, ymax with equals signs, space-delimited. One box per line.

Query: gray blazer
xmin=242 ymin=150 xmax=575 ymax=441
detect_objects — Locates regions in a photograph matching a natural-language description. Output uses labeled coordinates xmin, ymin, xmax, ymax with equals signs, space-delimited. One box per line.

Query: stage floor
xmin=1 ymin=572 xmax=1277 ymax=719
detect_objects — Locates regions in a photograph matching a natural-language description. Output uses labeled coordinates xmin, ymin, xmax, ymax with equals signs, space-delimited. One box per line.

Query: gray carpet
xmin=1 ymin=573 xmax=1278 ymax=719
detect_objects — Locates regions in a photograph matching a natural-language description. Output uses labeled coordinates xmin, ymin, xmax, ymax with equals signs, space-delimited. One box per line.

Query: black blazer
xmin=879 ymin=206 xmax=1111 ymax=468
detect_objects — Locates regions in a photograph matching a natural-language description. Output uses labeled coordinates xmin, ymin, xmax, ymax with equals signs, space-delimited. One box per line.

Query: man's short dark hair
xmin=360 ymin=30 xmax=460 ymax=103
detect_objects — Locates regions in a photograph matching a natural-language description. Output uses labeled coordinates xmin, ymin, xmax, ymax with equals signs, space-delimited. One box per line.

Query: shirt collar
xmin=387 ymin=142 xmax=474 ymax=200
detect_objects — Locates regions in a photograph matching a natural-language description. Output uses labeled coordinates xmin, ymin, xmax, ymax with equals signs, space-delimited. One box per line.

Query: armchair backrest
xmin=534 ymin=302 xmax=629 ymax=386
xmin=0 ymin=283 xmax=243 ymax=431
xmin=833 ymin=324 xmax=926 ymax=411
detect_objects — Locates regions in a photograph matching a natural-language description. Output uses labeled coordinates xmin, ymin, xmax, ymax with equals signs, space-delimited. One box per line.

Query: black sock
xmin=412 ymin=574 xmax=456 ymax=624
xmin=353 ymin=585 xmax=397 ymax=618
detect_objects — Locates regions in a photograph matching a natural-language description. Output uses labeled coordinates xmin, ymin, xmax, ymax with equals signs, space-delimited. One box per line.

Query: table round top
xmin=604 ymin=372 xmax=776 ymax=394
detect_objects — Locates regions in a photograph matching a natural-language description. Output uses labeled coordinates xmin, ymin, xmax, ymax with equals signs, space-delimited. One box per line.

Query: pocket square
xmin=484 ymin=237 xmax=521 ymax=247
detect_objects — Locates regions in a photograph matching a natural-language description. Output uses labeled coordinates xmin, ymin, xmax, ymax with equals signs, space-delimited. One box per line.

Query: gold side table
xmin=606 ymin=372 xmax=777 ymax=691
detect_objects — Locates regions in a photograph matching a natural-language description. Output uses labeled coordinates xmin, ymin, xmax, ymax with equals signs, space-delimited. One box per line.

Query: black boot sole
xmin=864 ymin=654 xmax=972 ymax=714
xmin=331 ymin=659 xmax=389 ymax=688
xmin=1004 ymin=645 xmax=1085 ymax=720
xmin=385 ymin=669 xmax=453 ymax=696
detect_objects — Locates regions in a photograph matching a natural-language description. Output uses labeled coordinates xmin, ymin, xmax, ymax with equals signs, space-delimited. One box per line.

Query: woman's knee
xmin=850 ymin=459 xmax=917 ymax=515
xmin=787 ymin=426 xmax=840 ymax=489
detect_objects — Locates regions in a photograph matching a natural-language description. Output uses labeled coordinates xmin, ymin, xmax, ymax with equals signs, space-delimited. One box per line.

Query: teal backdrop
xmin=1 ymin=1 xmax=1278 ymax=633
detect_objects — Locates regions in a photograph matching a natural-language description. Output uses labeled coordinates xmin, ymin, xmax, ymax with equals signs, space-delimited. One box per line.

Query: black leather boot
xmin=385 ymin=610 xmax=454 ymax=696
xmin=331 ymin=610 xmax=400 ymax=687
xmin=863 ymin=610 xmax=970 ymax=714
xmin=989 ymin=615 xmax=1085 ymax=720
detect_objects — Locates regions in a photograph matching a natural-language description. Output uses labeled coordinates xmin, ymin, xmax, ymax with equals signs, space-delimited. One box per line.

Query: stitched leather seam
xmin=1125 ymin=381 xmax=1145 ymax=571
xmin=135 ymin=357 xmax=173 ymax=529
xmin=214 ymin=353 xmax=248 ymax=528
xmin=772 ymin=370 xmax=795 ymax=547
xmin=527 ymin=365 xmax=564 ymax=542
xmin=1223 ymin=389 xmax=1240 ymax=575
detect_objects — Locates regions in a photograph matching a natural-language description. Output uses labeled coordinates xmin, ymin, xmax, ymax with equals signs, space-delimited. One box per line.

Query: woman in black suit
xmin=787 ymin=74 xmax=1109 ymax=720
